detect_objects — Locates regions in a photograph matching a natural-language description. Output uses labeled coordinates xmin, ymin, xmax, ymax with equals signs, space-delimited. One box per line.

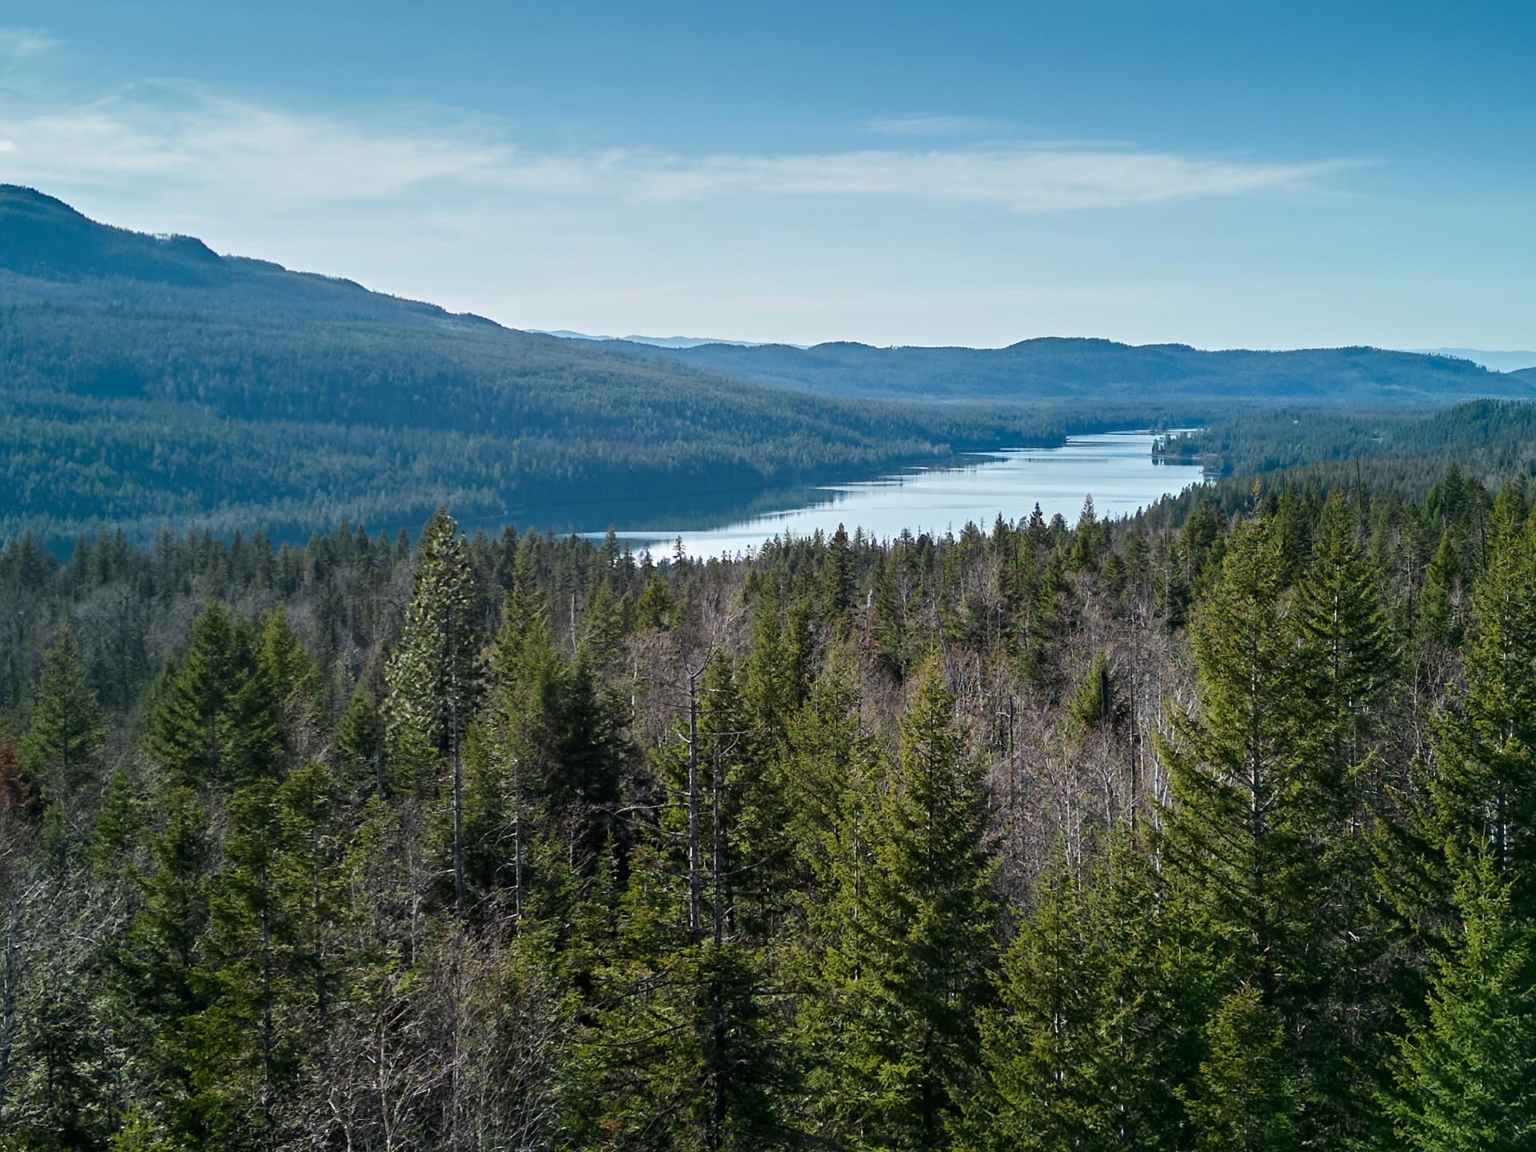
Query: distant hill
xmin=0 ymin=187 xmax=1055 ymax=545
xmin=1414 ymin=348 xmax=1536 ymax=373
xmin=0 ymin=185 xmax=503 ymax=331
xmin=589 ymin=335 xmax=1530 ymax=406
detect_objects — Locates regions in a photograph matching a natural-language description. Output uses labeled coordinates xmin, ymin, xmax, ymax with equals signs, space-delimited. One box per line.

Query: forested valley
xmin=0 ymin=459 xmax=1531 ymax=1151
xmin=5 ymin=187 xmax=1532 ymax=550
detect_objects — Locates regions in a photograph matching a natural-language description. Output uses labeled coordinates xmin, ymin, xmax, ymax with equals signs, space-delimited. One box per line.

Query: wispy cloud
xmin=0 ymin=29 xmax=58 ymax=61
xmin=867 ymin=114 xmax=996 ymax=137
xmin=0 ymin=86 xmax=1362 ymax=218
xmin=603 ymin=148 xmax=1357 ymax=212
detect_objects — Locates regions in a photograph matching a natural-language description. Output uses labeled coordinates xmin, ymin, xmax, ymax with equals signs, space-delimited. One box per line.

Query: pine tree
xmin=976 ymin=865 xmax=1098 ymax=1150
xmin=1288 ymin=492 xmax=1401 ymax=1141
xmin=117 ymin=787 xmax=214 ymax=1139
xmin=781 ymin=652 xmax=885 ymax=1135
xmin=1157 ymin=512 xmax=1333 ymax=1143
xmin=1182 ymin=983 xmax=1300 ymax=1152
xmin=184 ymin=779 xmax=300 ymax=1151
xmin=1158 ymin=513 xmax=1312 ymax=989
xmin=1418 ymin=533 xmax=1466 ymax=649
xmin=1388 ymin=844 xmax=1536 ymax=1151
xmin=144 ymin=601 xmax=238 ymax=789
xmin=1069 ymin=495 xmax=1103 ymax=571
xmin=831 ymin=655 xmax=997 ymax=1150
xmin=20 ymin=623 xmax=110 ymax=804
xmin=975 ymin=840 xmax=1195 ymax=1151
xmin=570 ymin=873 xmax=792 ymax=1151
xmin=1294 ymin=491 xmax=1398 ymax=793
xmin=633 ymin=574 xmax=674 ymax=631
xmin=569 ymin=652 xmax=793 ymax=1150
xmin=145 ymin=602 xmax=281 ymax=790
xmin=1429 ymin=487 xmax=1536 ymax=907
xmin=383 ymin=509 xmax=483 ymax=911
xmin=822 ymin=524 xmax=857 ymax=621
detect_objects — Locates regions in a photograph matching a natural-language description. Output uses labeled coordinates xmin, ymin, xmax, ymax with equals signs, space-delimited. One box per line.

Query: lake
xmin=599 ymin=431 xmax=1206 ymax=559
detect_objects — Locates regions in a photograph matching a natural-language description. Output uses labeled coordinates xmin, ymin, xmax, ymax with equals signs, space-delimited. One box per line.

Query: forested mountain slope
xmin=0 ymin=187 xmax=1059 ymax=546
xmin=1155 ymin=398 xmax=1536 ymax=495
xmin=0 ymin=461 xmax=1530 ymax=1148
xmin=591 ymin=331 xmax=1531 ymax=404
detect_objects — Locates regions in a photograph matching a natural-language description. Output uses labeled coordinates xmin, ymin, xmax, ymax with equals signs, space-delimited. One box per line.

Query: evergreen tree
xmin=1158 ymin=512 xmax=1341 ymax=1142
xmin=822 ymin=524 xmax=857 ymax=621
xmin=976 ymin=866 xmax=1098 ymax=1150
xmin=116 ymin=787 xmax=215 ymax=1140
xmin=1389 ymin=844 xmax=1536 ymax=1151
xmin=1069 ymin=495 xmax=1103 ymax=572
xmin=1182 ymin=983 xmax=1300 ymax=1152
xmin=1290 ymin=492 xmax=1401 ymax=1139
xmin=20 ymin=623 xmax=110 ymax=804
xmin=1159 ymin=513 xmax=1311 ymax=990
xmin=383 ymin=509 xmax=483 ymax=911
xmin=145 ymin=603 xmax=281 ymax=790
xmin=184 ymin=779 xmax=301 ymax=1151
xmin=144 ymin=601 xmax=238 ymax=789
xmin=976 ymin=840 xmax=1195 ymax=1151
xmin=832 ymin=655 xmax=997 ymax=1150
xmin=1294 ymin=491 xmax=1398 ymax=792
xmin=1429 ymin=487 xmax=1536 ymax=907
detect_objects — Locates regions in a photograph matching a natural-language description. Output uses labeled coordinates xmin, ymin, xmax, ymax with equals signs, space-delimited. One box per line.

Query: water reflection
xmin=600 ymin=431 xmax=1206 ymax=559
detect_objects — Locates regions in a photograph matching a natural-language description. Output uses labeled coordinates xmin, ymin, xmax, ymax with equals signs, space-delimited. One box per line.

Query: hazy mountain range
xmin=546 ymin=331 xmax=1536 ymax=376
xmin=1413 ymin=348 xmax=1536 ymax=372
xmin=570 ymin=334 xmax=1528 ymax=406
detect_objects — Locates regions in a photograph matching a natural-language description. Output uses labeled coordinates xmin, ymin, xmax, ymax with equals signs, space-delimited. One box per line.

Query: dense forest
xmin=1161 ymin=398 xmax=1536 ymax=482
xmin=1 ymin=455 xmax=1532 ymax=1150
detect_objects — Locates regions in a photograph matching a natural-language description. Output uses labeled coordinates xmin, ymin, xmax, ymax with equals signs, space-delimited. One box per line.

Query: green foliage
xmin=976 ymin=842 xmax=1194 ymax=1151
xmin=821 ymin=657 xmax=997 ymax=1149
xmin=19 ymin=624 xmax=109 ymax=804
xmin=1429 ymin=487 xmax=1536 ymax=903
xmin=1182 ymin=984 xmax=1300 ymax=1152
xmin=144 ymin=601 xmax=281 ymax=790
xmin=2 ymin=464 xmax=1535 ymax=1151
xmin=1388 ymin=845 xmax=1536 ymax=1151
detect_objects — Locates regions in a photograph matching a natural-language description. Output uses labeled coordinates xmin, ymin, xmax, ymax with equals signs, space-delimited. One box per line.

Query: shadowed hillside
xmin=0 ymin=188 xmax=1063 ymax=545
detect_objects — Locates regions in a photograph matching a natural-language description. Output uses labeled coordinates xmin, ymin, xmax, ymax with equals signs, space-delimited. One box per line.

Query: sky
xmin=0 ymin=0 xmax=1532 ymax=350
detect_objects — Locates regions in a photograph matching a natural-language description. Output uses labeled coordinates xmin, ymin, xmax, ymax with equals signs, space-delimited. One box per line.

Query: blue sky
xmin=0 ymin=0 xmax=1532 ymax=350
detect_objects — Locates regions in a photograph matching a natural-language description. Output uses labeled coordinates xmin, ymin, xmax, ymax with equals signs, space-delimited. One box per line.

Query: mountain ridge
xmin=581 ymin=333 xmax=1526 ymax=405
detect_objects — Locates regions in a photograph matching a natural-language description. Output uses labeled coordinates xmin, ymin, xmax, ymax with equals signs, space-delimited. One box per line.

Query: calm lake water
xmin=603 ymin=431 xmax=1206 ymax=559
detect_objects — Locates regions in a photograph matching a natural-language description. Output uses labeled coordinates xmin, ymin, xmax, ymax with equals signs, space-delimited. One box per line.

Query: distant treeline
xmin=1158 ymin=398 xmax=1536 ymax=497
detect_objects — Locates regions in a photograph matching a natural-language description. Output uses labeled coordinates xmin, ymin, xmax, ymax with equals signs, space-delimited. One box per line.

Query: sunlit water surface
xmin=599 ymin=431 xmax=1206 ymax=560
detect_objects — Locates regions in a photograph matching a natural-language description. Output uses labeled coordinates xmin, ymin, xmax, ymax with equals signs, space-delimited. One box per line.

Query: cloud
xmin=603 ymin=148 xmax=1358 ymax=212
xmin=0 ymin=85 xmax=1362 ymax=221
xmin=867 ymin=114 xmax=996 ymax=137
xmin=0 ymin=29 xmax=58 ymax=61
xmin=0 ymin=87 xmax=511 ymax=202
